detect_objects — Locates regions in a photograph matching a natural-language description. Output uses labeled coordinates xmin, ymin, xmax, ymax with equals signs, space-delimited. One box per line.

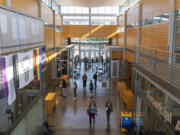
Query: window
xmin=91 ymin=6 xmax=118 ymax=14
xmin=91 ymin=16 xmax=117 ymax=25
xmin=61 ymin=6 xmax=89 ymax=14
xmin=63 ymin=16 xmax=89 ymax=25
xmin=141 ymin=13 xmax=169 ymax=26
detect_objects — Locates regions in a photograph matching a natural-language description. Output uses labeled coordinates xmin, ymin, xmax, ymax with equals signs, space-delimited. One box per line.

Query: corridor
xmin=47 ymin=63 xmax=126 ymax=135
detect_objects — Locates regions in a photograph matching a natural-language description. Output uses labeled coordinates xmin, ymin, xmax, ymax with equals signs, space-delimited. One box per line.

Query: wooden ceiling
xmin=55 ymin=0 xmax=126 ymax=7
xmin=63 ymin=25 xmax=117 ymax=38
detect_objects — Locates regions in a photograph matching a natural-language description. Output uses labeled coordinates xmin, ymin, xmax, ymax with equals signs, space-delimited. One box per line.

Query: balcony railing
xmin=135 ymin=46 xmax=180 ymax=90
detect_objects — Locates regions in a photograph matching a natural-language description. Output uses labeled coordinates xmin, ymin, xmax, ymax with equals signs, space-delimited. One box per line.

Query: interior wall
xmin=118 ymin=32 xmax=124 ymax=47
xmin=56 ymin=14 xmax=62 ymax=27
xmin=125 ymin=50 xmax=134 ymax=62
xmin=56 ymin=32 xmax=62 ymax=47
xmin=117 ymin=15 xmax=125 ymax=26
xmin=63 ymin=25 xmax=117 ymax=38
xmin=0 ymin=0 xmax=5 ymax=5
xmin=176 ymin=0 xmax=180 ymax=10
xmin=140 ymin=22 xmax=169 ymax=50
xmin=44 ymin=27 xmax=54 ymax=50
xmin=126 ymin=27 xmax=138 ymax=51
xmin=112 ymin=51 xmax=123 ymax=60
xmin=11 ymin=0 xmax=40 ymax=18
xmin=142 ymin=0 xmax=169 ymax=20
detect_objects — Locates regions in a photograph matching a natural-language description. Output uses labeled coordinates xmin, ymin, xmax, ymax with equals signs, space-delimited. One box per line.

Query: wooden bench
xmin=123 ymin=90 xmax=135 ymax=110
xmin=45 ymin=93 xmax=56 ymax=115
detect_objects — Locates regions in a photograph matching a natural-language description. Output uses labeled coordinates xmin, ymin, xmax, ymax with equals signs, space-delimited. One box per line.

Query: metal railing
xmin=135 ymin=46 xmax=180 ymax=90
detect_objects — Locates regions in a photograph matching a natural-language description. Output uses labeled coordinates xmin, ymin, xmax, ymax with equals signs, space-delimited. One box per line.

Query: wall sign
xmin=18 ymin=51 xmax=34 ymax=89
xmin=147 ymin=91 xmax=172 ymax=124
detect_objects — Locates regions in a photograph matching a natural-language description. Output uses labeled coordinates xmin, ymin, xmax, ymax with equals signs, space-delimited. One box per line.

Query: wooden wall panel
xmin=63 ymin=25 xmax=117 ymax=38
xmin=126 ymin=27 xmax=138 ymax=51
xmin=41 ymin=3 xmax=53 ymax=24
xmin=141 ymin=22 xmax=169 ymax=50
xmin=118 ymin=32 xmax=124 ymax=47
xmin=56 ymin=14 xmax=62 ymax=27
xmin=56 ymin=32 xmax=62 ymax=47
xmin=112 ymin=51 xmax=123 ymax=60
xmin=44 ymin=27 xmax=54 ymax=50
xmin=142 ymin=0 xmax=169 ymax=20
xmin=11 ymin=0 xmax=39 ymax=17
xmin=0 ymin=0 xmax=5 ymax=6
xmin=127 ymin=4 xmax=139 ymax=25
xmin=176 ymin=0 xmax=180 ymax=10
xmin=125 ymin=50 xmax=134 ymax=62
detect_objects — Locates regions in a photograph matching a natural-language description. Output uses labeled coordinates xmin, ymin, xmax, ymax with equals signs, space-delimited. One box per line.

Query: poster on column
xmin=18 ymin=51 xmax=34 ymax=89
xmin=0 ymin=55 xmax=16 ymax=105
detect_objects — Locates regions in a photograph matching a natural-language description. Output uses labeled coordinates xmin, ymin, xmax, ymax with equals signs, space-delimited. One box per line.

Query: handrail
xmin=0 ymin=45 xmax=45 ymax=55
xmin=137 ymin=45 xmax=180 ymax=56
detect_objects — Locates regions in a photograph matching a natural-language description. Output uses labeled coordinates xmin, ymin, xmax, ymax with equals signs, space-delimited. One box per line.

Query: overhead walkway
xmin=135 ymin=46 xmax=180 ymax=104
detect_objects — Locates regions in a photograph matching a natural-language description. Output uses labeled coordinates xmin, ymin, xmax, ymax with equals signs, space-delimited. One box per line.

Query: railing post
xmin=142 ymin=47 xmax=145 ymax=67
xmin=153 ymin=50 xmax=157 ymax=73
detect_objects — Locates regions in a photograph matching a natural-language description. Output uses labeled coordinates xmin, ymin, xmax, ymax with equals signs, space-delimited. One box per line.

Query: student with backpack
xmin=87 ymin=100 xmax=97 ymax=128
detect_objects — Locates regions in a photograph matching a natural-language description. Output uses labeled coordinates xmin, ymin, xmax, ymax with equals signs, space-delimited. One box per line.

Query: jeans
xmin=106 ymin=112 xmax=111 ymax=123
xmin=89 ymin=113 xmax=95 ymax=125
xmin=73 ymin=90 xmax=77 ymax=97
xmin=94 ymin=79 xmax=97 ymax=87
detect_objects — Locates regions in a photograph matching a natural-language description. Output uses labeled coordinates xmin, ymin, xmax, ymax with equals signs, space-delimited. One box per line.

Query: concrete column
xmin=168 ymin=0 xmax=175 ymax=53
xmin=6 ymin=0 xmax=11 ymax=7
xmin=136 ymin=1 xmax=142 ymax=63
xmin=123 ymin=11 xmax=127 ymax=78
xmin=89 ymin=8 xmax=91 ymax=25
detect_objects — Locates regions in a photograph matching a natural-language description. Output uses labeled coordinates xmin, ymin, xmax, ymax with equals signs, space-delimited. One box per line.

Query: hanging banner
xmin=18 ymin=51 xmax=34 ymax=89
xmin=41 ymin=47 xmax=46 ymax=66
xmin=34 ymin=48 xmax=42 ymax=81
xmin=0 ymin=55 xmax=16 ymax=105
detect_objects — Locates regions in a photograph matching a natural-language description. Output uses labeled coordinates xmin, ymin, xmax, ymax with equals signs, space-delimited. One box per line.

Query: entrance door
xmin=111 ymin=60 xmax=119 ymax=79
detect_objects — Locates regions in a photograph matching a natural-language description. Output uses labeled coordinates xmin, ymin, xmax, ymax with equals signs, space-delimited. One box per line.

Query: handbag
xmin=86 ymin=108 xmax=90 ymax=114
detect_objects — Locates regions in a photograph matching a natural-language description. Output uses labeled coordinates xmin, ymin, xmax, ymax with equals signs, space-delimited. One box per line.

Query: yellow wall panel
xmin=142 ymin=0 xmax=169 ymax=20
xmin=44 ymin=27 xmax=54 ymax=50
xmin=56 ymin=32 xmax=62 ymax=47
xmin=176 ymin=0 xmax=180 ymax=10
xmin=118 ymin=32 xmax=124 ymax=47
xmin=11 ymin=0 xmax=39 ymax=17
xmin=0 ymin=0 xmax=5 ymax=6
xmin=140 ymin=22 xmax=169 ymax=50
xmin=112 ymin=51 xmax=123 ymax=60
xmin=125 ymin=50 xmax=134 ymax=62
xmin=63 ymin=25 xmax=117 ymax=38
xmin=41 ymin=3 xmax=53 ymax=24
xmin=126 ymin=27 xmax=138 ymax=51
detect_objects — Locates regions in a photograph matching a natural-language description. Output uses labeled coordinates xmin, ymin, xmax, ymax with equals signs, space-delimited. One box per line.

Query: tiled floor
xmin=47 ymin=63 xmax=126 ymax=135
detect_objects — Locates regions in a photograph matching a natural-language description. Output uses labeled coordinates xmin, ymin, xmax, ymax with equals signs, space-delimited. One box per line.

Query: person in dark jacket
xmin=82 ymin=73 xmax=87 ymax=88
xmin=105 ymin=99 xmax=113 ymax=124
xmin=62 ymin=79 xmax=67 ymax=97
xmin=89 ymin=80 xmax=94 ymax=98
xmin=93 ymin=72 xmax=97 ymax=87
xmin=73 ymin=81 xmax=77 ymax=99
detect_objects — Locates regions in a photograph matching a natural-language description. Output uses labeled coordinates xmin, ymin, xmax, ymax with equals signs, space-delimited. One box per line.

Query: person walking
xmin=89 ymin=80 xmax=94 ymax=98
xmin=105 ymin=99 xmax=113 ymax=124
xmin=73 ymin=81 xmax=77 ymax=99
xmin=82 ymin=73 xmax=87 ymax=88
xmin=87 ymin=100 xmax=97 ymax=128
xmin=62 ymin=79 xmax=67 ymax=98
xmin=93 ymin=72 xmax=97 ymax=87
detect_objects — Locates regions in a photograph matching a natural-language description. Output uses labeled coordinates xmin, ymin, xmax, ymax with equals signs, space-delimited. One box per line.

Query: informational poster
xmin=0 ymin=55 xmax=16 ymax=105
xmin=18 ymin=51 xmax=34 ymax=89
